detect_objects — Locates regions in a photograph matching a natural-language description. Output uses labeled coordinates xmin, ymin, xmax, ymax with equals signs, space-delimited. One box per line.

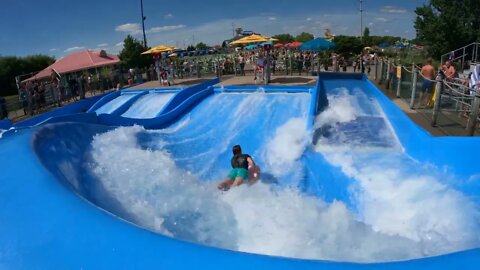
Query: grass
xmin=4 ymin=95 xmax=23 ymax=112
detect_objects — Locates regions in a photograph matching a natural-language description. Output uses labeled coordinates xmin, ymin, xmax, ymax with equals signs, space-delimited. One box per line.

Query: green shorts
xmin=227 ymin=168 xmax=249 ymax=180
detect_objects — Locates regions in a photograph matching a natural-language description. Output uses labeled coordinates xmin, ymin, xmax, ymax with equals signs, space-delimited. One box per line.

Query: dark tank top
xmin=231 ymin=154 xmax=251 ymax=169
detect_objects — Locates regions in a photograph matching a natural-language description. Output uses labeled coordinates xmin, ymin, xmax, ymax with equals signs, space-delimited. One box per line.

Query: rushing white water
xmin=314 ymin=88 xmax=480 ymax=257
xmin=122 ymin=93 xmax=175 ymax=119
xmin=89 ymin=125 xmax=422 ymax=262
xmin=86 ymin=89 xmax=480 ymax=262
xmin=95 ymin=94 xmax=137 ymax=115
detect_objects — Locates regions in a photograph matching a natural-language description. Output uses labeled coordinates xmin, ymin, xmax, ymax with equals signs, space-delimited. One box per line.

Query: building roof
xmin=23 ymin=50 xmax=120 ymax=82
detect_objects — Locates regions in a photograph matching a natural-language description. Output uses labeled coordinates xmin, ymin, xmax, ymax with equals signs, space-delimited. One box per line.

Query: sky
xmin=0 ymin=0 xmax=428 ymax=59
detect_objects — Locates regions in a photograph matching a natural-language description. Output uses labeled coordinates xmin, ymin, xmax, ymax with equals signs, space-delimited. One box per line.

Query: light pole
xmin=359 ymin=0 xmax=364 ymax=42
xmin=141 ymin=0 xmax=147 ymax=47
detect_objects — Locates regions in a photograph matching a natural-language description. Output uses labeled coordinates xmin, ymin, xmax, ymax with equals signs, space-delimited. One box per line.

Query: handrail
xmin=440 ymin=42 xmax=480 ymax=65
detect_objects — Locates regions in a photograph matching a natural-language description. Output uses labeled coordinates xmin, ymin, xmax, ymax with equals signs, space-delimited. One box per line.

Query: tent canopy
xmin=142 ymin=45 xmax=177 ymax=55
xmin=229 ymin=34 xmax=277 ymax=45
xmin=298 ymin=38 xmax=335 ymax=51
xmin=23 ymin=50 xmax=119 ymax=82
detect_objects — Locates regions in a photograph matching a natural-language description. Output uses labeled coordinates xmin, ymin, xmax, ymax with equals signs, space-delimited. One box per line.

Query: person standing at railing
xmin=418 ymin=58 xmax=436 ymax=108
xmin=238 ymin=54 xmax=246 ymax=76
xmin=442 ymin=61 xmax=457 ymax=81
xmin=469 ymin=64 xmax=480 ymax=96
xmin=385 ymin=60 xmax=396 ymax=90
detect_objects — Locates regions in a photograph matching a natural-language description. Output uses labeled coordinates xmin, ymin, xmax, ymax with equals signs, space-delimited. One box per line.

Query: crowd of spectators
xmin=16 ymin=71 xmax=121 ymax=117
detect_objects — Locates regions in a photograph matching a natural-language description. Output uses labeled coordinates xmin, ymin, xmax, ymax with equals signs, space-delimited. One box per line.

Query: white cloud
xmin=147 ymin=24 xmax=186 ymax=33
xmin=164 ymin=13 xmax=173 ymax=19
xmin=268 ymin=17 xmax=277 ymax=21
xmin=381 ymin=6 xmax=407 ymax=14
xmin=375 ymin=17 xmax=389 ymax=22
xmin=115 ymin=23 xmax=142 ymax=35
xmin=64 ymin=46 xmax=85 ymax=52
xmin=384 ymin=29 xmax=391 ymax=33
xmin=306 ymin=18 xmax=312 ymax=21
xmin=115 ymin=42 xmax=124 ymax=47
xmin=49 ymin=48 xmax=57 ymax=52
xmin=97 ymin=43 xmax=109 ymax=47
xmin=144 ymin=11 xmax=415 ymax=48
xmin=368 ymin=22 xmax=374 ymax=27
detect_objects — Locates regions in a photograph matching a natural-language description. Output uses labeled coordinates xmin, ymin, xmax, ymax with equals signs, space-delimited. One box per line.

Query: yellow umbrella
xmin=229 ymin=34 xmax=276 ymax=45
xmin=141 ymin=45 xmax=177 ymax=54
xmin=363 ymin=46 xmax=373 ymax=51
xmin=168 ymin=53 xmax=178 ymax=57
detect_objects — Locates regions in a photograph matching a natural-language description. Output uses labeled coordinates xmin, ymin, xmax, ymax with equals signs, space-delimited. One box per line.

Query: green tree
xmin=272 ymin=33 xmax=295 ymax=44
xmin=295 ymin=32 xmax=314 ymax=43
xmin=363 ymin=27 xmax=370 ymax=44
xmin=118 ymin=35 xmax=151 ymax=69
xmin=332 ymin=35 xmax=363 ymax=58
xmin=186 ymin=45 xmax=196 ymax=51
xmin=195 ymin=42 xmax=208 ymax=50
xmin=0 ymin=55 xmax=55 ymax=96
xmin=414 ymin=0 xmax=480 ymax=58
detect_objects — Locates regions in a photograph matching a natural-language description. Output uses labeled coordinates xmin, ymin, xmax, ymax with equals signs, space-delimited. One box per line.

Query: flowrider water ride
xmin=1 ymin=74 xmax=480 ymax=269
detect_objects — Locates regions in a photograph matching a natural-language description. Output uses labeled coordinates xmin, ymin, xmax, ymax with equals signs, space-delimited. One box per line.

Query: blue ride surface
xmin=1 ymin=75 xmax=480 ymax=269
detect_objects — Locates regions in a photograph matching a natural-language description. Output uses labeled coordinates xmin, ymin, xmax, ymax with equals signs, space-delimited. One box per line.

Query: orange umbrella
xmin=274 ymin=43 xmax=284 ymax=48
xmin=285 ymin=42 xmax=302 ymax=48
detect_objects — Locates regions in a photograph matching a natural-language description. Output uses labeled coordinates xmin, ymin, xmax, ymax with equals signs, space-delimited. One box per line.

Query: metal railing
xmin=440 ymin=42 xmax=480 ymax=72
xmin=375 ymin=58 xmax=480 ymax=136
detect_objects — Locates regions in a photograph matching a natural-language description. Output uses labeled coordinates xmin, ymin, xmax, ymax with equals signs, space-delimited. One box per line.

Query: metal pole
xmin=374 ymin=58 xmax=378 ymax=80
xmin=379 ymin=59 xmax=384 ymax=83
xmin=466 ymin=93 xmax=480 ymax=136
xmin=432 ymin=72 xmax=444 ymax=126
xmin=410 ymin=64 xmax=418 ymax=109
xmin=265 ymin=50 xmax=271 ymax=84
xmin=386 ymin=60 xmax=391 ymax=81
xmin=396 ymin=65 xmax=402 ymax=97
xmin=140 ymin=0 xmax=147 ymax=47
xmin=359 ymin=0 xmax=364 ymax=42
xmin=233 ymin=54 xmax=237 ymax=77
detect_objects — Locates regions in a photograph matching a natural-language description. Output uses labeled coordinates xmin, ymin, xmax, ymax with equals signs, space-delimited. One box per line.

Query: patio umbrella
xmin=285 ymin=41 xmax=303 ymax=48
xmin=141 ymin=45 xmax=177 ymax=54
xmin=245 ymin=44 xmax=259 ymax=50
xmin=298 ymin=38 xmax=335 ymax=51
xmin=229 ymin=34 xmax=276 ymax=45
xmin=274 ymin=43 xmax=284 ymax=48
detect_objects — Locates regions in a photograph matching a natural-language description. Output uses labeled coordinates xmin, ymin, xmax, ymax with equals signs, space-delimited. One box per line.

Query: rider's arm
xmin=247 ymin=156 xmax=255 ymax=168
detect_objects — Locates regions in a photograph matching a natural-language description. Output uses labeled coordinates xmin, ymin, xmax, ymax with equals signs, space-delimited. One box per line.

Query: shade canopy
xmin=245 ymin=44 xmax=259 ymax=50
xmin=298 ymin=38 xmax=335 ymax=51
xmin=229 ymin=34 xmax=277 ymax=45
xmin=23 ymin=50 xmax=119 ymax=82
xmin=284 ymin=41 xmax=302 ymax=48
xmin=142 ymin=45 xmax=177 ymax=55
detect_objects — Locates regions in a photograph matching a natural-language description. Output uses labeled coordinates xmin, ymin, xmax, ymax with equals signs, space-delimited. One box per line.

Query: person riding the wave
xmin=218 ymin=145 xmax=257 ymax=190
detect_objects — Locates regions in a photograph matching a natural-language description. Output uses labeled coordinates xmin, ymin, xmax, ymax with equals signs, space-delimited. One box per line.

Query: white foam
xmin=314 ymin=88 xmax=480 ymax=257
xmin=263 ymin=118 xmax=309 ymax=178
xmin=84 ymin=89 xmax=480 ymax=262
xmin=0 ymin=129 xmax=5 ymax=139
xmin=315 ymin=88 xmax=360 ymax=128
xmin=87 ymin=125 xmax=478 ymax=262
